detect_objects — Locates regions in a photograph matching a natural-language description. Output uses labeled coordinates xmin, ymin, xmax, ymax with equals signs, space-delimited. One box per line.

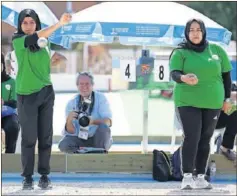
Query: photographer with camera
xmin=58 ymin=72 xmax=113 ymax=153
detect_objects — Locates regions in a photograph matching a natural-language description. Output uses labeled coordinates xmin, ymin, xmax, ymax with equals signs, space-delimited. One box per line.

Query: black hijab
xmin=178 ymin=18 xmax=208 ymax=53
xmin=12 ymin=9 xmax=41 ymax=52
xmin=1 ymin=53 xmax=10 ymax=83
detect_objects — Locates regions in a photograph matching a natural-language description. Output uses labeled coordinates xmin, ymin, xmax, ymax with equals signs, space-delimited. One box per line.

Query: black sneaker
xmin=38 ymin=175 xmax=52 ymax=189
xmin=22 ymin=176 xmax=34 ymax=190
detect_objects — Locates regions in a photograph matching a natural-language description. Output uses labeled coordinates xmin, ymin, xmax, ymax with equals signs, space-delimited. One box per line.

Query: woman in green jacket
xmin=12 ymin=9 xmax=71 ymax=190
xmin=169 ymin=19 xmax=232 ymax=190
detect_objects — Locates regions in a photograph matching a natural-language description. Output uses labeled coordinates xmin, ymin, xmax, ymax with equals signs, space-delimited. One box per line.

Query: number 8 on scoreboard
xmin=154 ymin=60 xmax=170 ymax=82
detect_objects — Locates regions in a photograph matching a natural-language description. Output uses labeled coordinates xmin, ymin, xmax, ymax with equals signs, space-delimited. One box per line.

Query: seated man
xmin=1 ymin=53 xmax=20 ymax=153
xmin=215 ymin=83 xmax=237 ymax=162
xmin=58 ymin=72 xmax=113 ymax=153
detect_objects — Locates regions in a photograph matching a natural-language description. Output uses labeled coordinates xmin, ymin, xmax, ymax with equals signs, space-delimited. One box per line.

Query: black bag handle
xmin=159 ymin=150 xmax=171 ymax=165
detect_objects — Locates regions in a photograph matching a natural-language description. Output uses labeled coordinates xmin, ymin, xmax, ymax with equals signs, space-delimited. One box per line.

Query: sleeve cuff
xmin=24 ymin=33 xmax=39 ymax=47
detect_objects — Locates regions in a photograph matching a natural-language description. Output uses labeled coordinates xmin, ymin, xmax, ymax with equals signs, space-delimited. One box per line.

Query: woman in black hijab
xmin=169 ymin=19 xmax=232 ymax=190
xmin=12 ymin=9 xmax=72 ymax=190
xmin=1 ymin=53 xmax=19 ymax=154
xmin=13 ymin=9 xmax=42 ymax=52
xmin=178 ymin=19 xmax=208 ymax=52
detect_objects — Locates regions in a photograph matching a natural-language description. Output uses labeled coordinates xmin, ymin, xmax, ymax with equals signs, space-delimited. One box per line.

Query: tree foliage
xmin=181 ymin=2 xmax=237 ymax=40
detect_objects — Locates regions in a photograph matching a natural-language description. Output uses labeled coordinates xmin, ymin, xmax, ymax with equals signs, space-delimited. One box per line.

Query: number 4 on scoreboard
xmin=120 ymin=59 xmax=136 ymax=82
xmin=125 ymin=64 xmax=131 ymax=78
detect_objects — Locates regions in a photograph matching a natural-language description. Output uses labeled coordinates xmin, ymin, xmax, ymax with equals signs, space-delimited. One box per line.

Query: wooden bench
xmin=2 ymin=129 xmax=6 ymax=153
xmin=2 ymin=153 xmax=236 ymax=175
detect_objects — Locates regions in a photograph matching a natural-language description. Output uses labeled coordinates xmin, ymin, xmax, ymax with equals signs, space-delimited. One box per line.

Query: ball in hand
xmin=37 ymin=37 xmax=48 ymax=48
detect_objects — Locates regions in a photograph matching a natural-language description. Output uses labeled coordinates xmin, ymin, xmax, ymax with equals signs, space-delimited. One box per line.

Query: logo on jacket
xmin=5 ymin=84 xmax=11 ymax=91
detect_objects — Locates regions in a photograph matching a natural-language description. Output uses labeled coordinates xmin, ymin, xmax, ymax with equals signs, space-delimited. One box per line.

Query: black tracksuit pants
xmin=1 ymin=114 xmax=20 ymax=153
xmin=216 ymin=110 xmax=237 ymax=149
xmin=17 ymin=85 xmax=55 ymax=177
xmin=176 ymin=106 xmax=221 ymax=174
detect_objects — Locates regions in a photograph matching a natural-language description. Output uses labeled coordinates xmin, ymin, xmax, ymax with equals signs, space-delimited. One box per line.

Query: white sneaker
xmin=195 ymin=174 xmax=212 ymax=189
xmin=181 ymin=173 xmax=195 ymax=190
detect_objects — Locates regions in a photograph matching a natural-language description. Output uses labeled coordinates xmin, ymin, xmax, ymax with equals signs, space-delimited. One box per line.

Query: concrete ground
xmin=2 ymin=173 xmax=236 ymax=195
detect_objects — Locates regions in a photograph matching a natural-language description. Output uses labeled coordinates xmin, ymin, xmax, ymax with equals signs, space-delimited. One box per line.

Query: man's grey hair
xmin=76 ymin=71 xmax=94 ymax=85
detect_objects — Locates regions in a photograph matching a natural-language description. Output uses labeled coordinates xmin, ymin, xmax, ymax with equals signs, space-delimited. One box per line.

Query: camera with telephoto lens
xmin=76 ymin=98 xmax=91 ymax=127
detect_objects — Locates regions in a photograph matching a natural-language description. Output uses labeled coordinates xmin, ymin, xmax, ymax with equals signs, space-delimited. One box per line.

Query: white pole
xmin=83 ymin=43 xmax=89 ymax=71
xmin=141 ymin=90 xmax=149 ymax=154
xmin=66 ymin=1 xmax=73 ymax=13
xmin=141 ymin=44 xmax=149 ymax=154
